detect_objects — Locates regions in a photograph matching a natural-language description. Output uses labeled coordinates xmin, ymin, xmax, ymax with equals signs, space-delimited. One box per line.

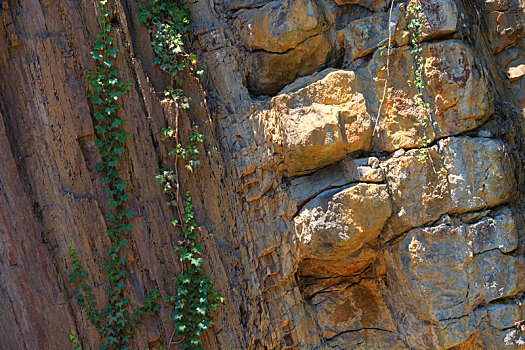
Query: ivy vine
xmin=138 ymin=0 xmax=203 ymax=108
xmin=374 ymin=0 xmax=443 ymax=172
xmin=68 ymin=1 xmax=159 ymax=348
xmin=138 ymin=0 xmax=223 ymax=348
xmin=407 ymin=0 xmax=433 ymax=163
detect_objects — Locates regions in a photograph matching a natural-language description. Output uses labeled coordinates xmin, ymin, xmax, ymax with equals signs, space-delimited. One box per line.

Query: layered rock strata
xmin=1 ymin=0 xmax=525 ymax=349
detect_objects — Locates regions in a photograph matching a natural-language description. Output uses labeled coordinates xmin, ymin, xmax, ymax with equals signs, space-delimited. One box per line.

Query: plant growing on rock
xmin=407 ymin=0 xmax=433 ymax=163
xmin=137 ymin=0 xmax=203 ymax=108
xmin=375 ymin=0 xmax=442 ymax=172
xmin=138 ymin=0 xmax=223 ymax=348
xmin=68 ymin=1 xmax=159 ymax=348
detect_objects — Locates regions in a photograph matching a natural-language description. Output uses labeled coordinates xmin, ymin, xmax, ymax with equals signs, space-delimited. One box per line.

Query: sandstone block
xmin=474 ymin=249 xmax=525 ymax=302
xmin=487 ymin=302 xmax=525 ymax=330
xmin=508 ymin=63 xmax=525 ymax=81
xmin=342 ymin=9 xmax=399 ymax=61
xmin=440 ymin=137 xmax=514 ymax=212
xmin=308 ymin=280 xmax=398 ymax=342
xmin=287 ymin=157 xmax=385 ymax=216
xmin=486 ymin=10 xmax=523 ymax=53
xmin=392 ymin=223 xmax=472 ymax=322
xmin=272 ymin=69 xmax=372 ymax=175
xmin=387 ymin=211 xmax=525 ymax=348
xmin=368 ymin=44 xmax=434 ymax=152
xmin=369 ymin=40 xmax=492 ymax=151
xmin=383 ymin=145 xmax=449 ymax=234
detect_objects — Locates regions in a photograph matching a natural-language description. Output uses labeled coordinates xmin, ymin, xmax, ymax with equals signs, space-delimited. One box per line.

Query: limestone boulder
xmin=294 ymin=183 xmax=392 ymax=260
xmin=246 ymin=33 xmax=331 ymax=95
xmin=236 ymin=0 xmax=326 ymax=53
xmin=272 ymin=69 xmax=372 ymax=175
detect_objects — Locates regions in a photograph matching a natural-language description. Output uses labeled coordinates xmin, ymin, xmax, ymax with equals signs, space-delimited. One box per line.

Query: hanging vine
xmin=68 ymin=1 xmax=160 ymax=348
xmin=138 ymin=0 xmax=223 ymax=348
xmin=375 ymin=0 xmax=443 ymax=172
xmin=407 ymin=0 xmax=433 ymax=163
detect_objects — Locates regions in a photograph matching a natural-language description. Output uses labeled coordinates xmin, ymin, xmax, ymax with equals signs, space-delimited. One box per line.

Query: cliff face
xmin=1 ymin=0 xmax=525 ymax=349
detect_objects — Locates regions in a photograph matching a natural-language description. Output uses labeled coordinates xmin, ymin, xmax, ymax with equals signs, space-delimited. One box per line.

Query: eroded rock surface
xmin=194 ymin=0 xmax=525 ymax=347
xmin=3 ymin=0 xmax=525 ymax=349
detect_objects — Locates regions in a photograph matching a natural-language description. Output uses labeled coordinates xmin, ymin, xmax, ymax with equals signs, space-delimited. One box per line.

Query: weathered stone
xmin=294 ymin=183 xmax=391 ymax=260
xmin=368 ymin=45 xmax=434 ymax=152
xmin=368 ymin=40 xmax=491 ymax=151
xmin=465 ymin=208 xmax=518 ymax=254
xmin=287 ymin=156 xmax=385 ymax=216
xmin=484 ymin=0 xmax=512 ymax=11
xmin=487 ymin=302 xmax=525 ymax=330
xmin=439 ymin=314 xmax=485 ymax=349
xmin=236 ymin=0 xmax=326 ymax=53
xmin=387 ymin=218 xmax=525 ymax=348
xmin=474 ymin=249 xmax=525 ymax=302
xmin=390 ymin=223 xmax=473 ymax=322
xmin=272 ymin=69 xmax=372 ymax=175
xmin=384 ymin=137 xmax=513 ymax=235
xmin=247 ymin=33 xmax=331 ymax=95
xmin=423 ymin=41 xmax=493 ymax=136
xmin=333 ymin=0 xmax=385 ymax=11
xmin=306 ymin=279 xmax=403 ymax=347
xmin=4 ymin=0 xmax=525 ymax=349
xmin=342 ymin=8 xmax=401 ymax=61
xmin=486 ymin=10 xmax=523 ymax=53
xmin=508 ymin=63 xmax=525 ymax=81
xmin=440 ymin=137 xmax=514 ymax=212
xmin=383 ymin=145 xmax=448 ymax=235
xmin=407 ymin=0 xmax=458 ymax=41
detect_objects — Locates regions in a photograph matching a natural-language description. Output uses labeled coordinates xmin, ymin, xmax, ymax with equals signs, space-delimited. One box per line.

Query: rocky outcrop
xmin=2 ymin=0 xmax=525 ymax=349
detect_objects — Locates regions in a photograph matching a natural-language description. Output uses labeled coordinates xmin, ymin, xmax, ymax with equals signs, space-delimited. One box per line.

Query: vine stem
xmin=167 ymin=328 xmax=184 ymax=350
xmin=167 ymin=98 xmax=185 ymax=350
xmin=373 ymin=0 xmax=396 ymax=136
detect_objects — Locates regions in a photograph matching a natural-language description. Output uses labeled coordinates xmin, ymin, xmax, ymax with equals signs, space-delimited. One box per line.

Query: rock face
xmin=2 ymin=0 xmax=525 ymax=350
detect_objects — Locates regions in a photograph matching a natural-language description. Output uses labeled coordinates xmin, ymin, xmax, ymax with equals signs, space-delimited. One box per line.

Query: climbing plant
xmin=156 ymin=167 xmax=223 ymax=349
xmin=375 ymin=0 xmax=442 ymax=172
xmin=139 ymin=0 xmax=223 ymax=348
xmin=407 ymin=0 xmax=433 ymax=163
xmin=137 ymin=0 xmax=203 ymax=107
xmin=70 ymin=331 xmax=81 ymax=350
xmin=68 ymin=1 xmax=159 ymax=348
